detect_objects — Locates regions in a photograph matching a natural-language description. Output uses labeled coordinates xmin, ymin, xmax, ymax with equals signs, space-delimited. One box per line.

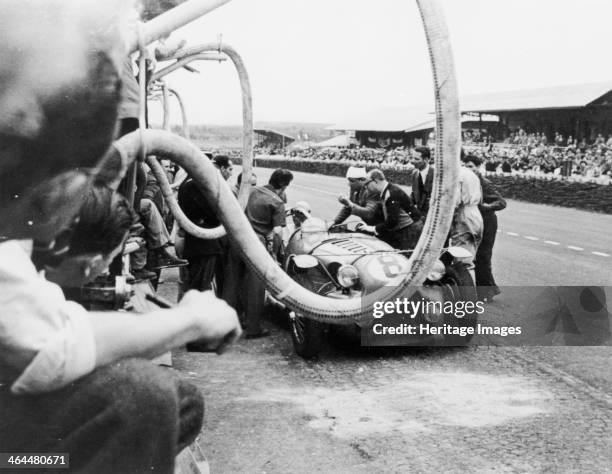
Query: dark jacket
xmin=411 ymin=166 xmax=434 ymax=215
xmin=375 ymin=183 xmax=422 ymax=235
xmin=478 ymin=175 xmax=506 ymax=219
xmin=178 ymin=178 xmax=225 ymax=257
xmin=333 ymin=185 xmax=383 ymax=226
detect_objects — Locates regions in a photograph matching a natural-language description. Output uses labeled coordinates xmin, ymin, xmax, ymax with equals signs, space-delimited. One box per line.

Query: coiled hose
xmin=113 ymin=0 xmax=460 ymax=323
xmin=148 ymin=42 xmax=254 ymax=240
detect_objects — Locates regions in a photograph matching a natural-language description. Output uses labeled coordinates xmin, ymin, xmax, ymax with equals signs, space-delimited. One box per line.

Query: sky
xmin=150 ymin=0 xmax=612 ymax=125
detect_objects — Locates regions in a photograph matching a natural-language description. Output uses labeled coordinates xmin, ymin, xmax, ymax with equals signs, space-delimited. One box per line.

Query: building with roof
xmin=461 ymin=81 xmax=612 ymax=141
xmin=327 ymin=81 xmax=612 ymax=147
xmin=254 ymin=129 xmax=295 ymax=149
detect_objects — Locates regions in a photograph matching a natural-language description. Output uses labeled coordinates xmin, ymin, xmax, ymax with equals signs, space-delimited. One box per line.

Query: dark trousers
xmin=222 ymin=237 xmax=265 ymax=335
xmin=185 ymin=254 xmax=222 ymax=293
xmin=221 ymin=243 xmax=244 ymax=315
xmin=380 ymin=220 xmax=424 ymax=251
xmin=475 ymin=213 xmax=499 ymax=290
xmin=0 ymin=359 xmax=203 ymax=474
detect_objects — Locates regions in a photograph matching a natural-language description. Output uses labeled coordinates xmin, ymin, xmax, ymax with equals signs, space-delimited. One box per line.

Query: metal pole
xmin=168 ymin=88 xmax=190 ymax=139
xmin=161 ymin=82 xmax=171 ymax=130
xmin=128 ymin=0 xmax=233 ymax=52
xmin=154 ymin=43 xmax=254 ymax=210
xmin=151 ymin=53 xmax=226 ymax=81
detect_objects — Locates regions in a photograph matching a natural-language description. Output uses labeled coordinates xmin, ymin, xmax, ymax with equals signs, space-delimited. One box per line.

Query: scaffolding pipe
xmin=107 ymin=0 xmax=461 ymax=324
xmin=150 ymin=43 xmax=254 ymax=240
xmin=152 ymin=54 xmax=226 ymax=81
xmin=161 ymin=82 xmax=171 ymax=130
xmin=128 ymin=0 xmax=233 ymax=52
xmin=168 ymin=88 xmax=190 ymax=139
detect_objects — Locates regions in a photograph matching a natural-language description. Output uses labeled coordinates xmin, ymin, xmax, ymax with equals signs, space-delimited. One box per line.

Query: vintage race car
xmin=281 ymin=218 xmax=478 ymax=357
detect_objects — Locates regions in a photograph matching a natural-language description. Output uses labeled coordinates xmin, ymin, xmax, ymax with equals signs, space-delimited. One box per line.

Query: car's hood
xmin=287 ymin=232 xmax=412 ymax=292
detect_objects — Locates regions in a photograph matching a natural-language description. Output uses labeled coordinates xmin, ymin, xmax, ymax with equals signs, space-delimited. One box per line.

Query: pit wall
xmin=232 ymin=157 xmax=612 ymax=214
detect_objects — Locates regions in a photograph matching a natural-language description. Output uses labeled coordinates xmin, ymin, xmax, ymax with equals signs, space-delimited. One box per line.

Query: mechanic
xmin=178 ymin=155 xmax=233 ymax=293
xmin=462 ymin=154 xmax=507 ymax=300
xmin=241 ymin=168 xmax=294 ymax=338
xmin=0 ymin=3 xmax=241 ymax=472
xmin=450 ymin=162 xmax=484 ymax=280
xmin=411 ymin=147 xmax=435 ymax=215
xmin=359 ymin=169 xmax=424 ymax=251
xmin=333 ymin=166 xmax=383 ymax=226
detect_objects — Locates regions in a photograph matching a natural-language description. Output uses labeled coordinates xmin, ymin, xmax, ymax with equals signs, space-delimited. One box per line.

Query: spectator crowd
xmin=269 ymin=129 xmax=612 ymax=185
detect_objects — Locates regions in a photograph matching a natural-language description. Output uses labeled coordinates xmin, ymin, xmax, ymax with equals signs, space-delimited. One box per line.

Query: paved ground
xmin=159 ymin=168 xmax=612 ymax=473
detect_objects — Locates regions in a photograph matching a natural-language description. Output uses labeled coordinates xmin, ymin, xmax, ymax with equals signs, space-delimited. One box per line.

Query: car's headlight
xmin=426 ymin=259 xmax=446 ymax=282
xmin=337 ymin=264 xmax=359 ymax=288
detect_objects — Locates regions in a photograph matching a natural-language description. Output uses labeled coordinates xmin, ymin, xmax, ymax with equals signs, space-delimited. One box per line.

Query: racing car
xmin=281 ymin=218 xmax=478 ymax=357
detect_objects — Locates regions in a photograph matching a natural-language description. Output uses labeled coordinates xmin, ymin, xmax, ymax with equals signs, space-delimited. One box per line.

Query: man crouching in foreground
xmin=0 ymin=2 xmax=240 ymax=473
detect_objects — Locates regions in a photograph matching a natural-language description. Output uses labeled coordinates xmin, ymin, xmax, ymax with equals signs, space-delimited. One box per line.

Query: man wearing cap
xmin=283 ymin=201 xmax=311 ymax=244
xmin=290 ymin=201 xmax=311 ymax=228
xmin=332 ymin=166 xmax=382 ymax=226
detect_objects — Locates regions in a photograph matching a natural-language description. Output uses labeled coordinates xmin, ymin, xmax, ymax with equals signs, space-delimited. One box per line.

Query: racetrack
xmin=162 ymin=167 xmax=612 ymax=473
xmin=248 ymin=166 xmax=612 ymax=286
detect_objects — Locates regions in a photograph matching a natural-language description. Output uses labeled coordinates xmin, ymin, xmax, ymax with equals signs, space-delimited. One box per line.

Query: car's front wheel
xmin=289 ymin=311 xmax=325 ymax=358
xmin=440 ymin=263 xmax=478 ymax=345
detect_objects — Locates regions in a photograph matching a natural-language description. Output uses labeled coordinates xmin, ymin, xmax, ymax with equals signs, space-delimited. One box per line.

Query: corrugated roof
xmin=461 ymin=81 xmax=612 ymax=113
xmin=327 ymin=106 xmax=433 ymax=133
xmin=313 ymin=134 xmax=351 ymax=148
xmin=327 ymin=82 xmax=612 ymax=132
xmin=254 ymin=129 xmax=295 ymax=141
xmin=405 ymin=115 xmax=500 ymax=133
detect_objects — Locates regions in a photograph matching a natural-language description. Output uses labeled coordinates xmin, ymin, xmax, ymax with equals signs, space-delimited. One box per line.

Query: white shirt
xmin=0 ymin=240 xmax=96 ymax=394
xmin=457 ymin=167 xmax=482 ymax=207
xmin=419 ymin=165 xmax=430 ymax=185
xmin=451 ymin=167 xmax=483 ymax=250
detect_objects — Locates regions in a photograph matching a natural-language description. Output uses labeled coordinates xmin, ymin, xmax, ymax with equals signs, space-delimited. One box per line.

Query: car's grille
xmin=329 ymin=238 xmax=370 ymax=254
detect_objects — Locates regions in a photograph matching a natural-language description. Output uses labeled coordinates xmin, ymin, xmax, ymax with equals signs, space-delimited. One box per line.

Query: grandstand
xmin=328 ymin=81 xmax=612 ymax=148
xmin=254 ymin=128 xmax=295 ymax=150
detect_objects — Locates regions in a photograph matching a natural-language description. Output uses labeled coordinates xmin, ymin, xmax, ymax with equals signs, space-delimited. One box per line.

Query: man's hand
xmin=338 ymin=195 xmax=351 ymax=207
xmin=180 ymin=290 xmax=242 ymax=354
xmin=358 ymin=224 xmax=377 ymax=235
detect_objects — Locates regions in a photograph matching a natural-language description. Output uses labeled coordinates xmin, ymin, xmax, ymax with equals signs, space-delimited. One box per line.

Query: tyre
xmin=289 ymin=311 xmax=325 ymax=358
xmin=441 ymin=263 xmax=477 ymax=345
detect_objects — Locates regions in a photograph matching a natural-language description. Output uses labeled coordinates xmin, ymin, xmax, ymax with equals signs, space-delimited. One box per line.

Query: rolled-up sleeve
xmin=0 ymin=241 xmax=96 ymax=394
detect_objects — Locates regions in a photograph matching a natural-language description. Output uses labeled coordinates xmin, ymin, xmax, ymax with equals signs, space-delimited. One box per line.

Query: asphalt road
xmin=162 ymin=167 xmax=612 ymax=473
xmin=248 ymin=166 xmax=612 ymax=286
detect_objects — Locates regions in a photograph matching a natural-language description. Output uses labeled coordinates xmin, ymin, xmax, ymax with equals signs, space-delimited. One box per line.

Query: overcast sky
xmin=150 ymin=0 xmax=612 ymax=125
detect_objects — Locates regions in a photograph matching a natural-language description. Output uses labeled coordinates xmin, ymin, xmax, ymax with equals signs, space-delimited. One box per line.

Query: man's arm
xmin=332 ymin=205 xmax=351 ymax=226
xmin=479 ymin=178 xmax=506 ymax=212
xmin=398 ymin=188 xmax=423 ymax=221
xmin=1 ymin=241 xmax=240 ymax=394
xmin=349 ymin=189 xmax=380 ymax=222
xmin=91 ymin=291 xmax=240 ymax=367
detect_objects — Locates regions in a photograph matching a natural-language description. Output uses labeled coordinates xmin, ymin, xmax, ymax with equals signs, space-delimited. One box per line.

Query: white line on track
xmin=282 ymin=184 xmax=611 ymax=260
xmin=292 ymin=183 xmax=338 ymax=196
